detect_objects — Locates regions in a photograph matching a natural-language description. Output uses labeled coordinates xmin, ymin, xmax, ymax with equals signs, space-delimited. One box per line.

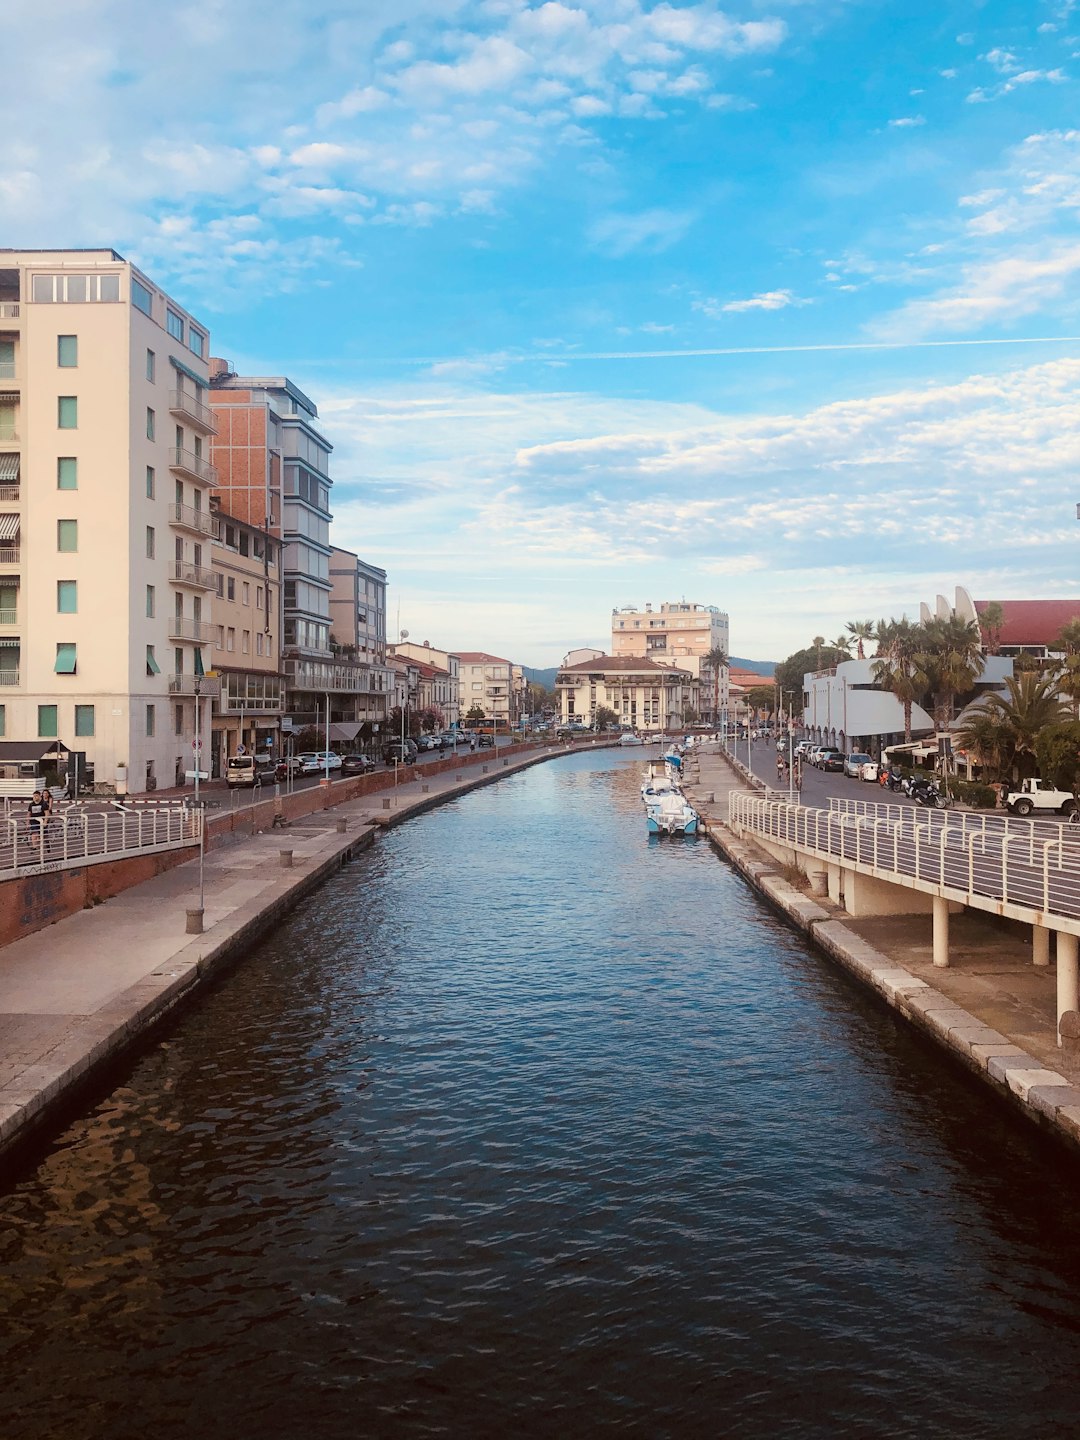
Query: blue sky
xmin=7 ymin=0 xmax=1080 ymax=664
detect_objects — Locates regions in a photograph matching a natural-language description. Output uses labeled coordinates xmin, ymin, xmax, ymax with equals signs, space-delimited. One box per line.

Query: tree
xmin=389 ymin=705 xmax=421 ymax=738
xmin=1055 ymin=618 xmax=1080 ymax=717
xmin=1035 ymin=721 xmax=1080 ymax=796
xmin=681 ymin=704 xmax=698 ymax=725
xmin=845 ymin=618 xmax=875 ymax=659
xmin=870 ymin=618 xmax=924 ymax=742
xmin=466 ymin=703 xmax=486 ymax=724
xmin=813 ymin=635 xmax=825 ymax=671
xmin=703 ymin=645 xmax=728 ymax=725
xmin=747 ymin=684 xmax=775 ymax=715
xmin=830 ymin=633 xmax=853 ymax=656
xmin=953 ymin=707 xmax=1013 ymax=781
xmin=915 ymin=614 xmax=983 ymax=734
xmin=978 ymin=600 xmax=1005 ymax=655
xmin=419 ymin=706 xmax=444 ymax=733
xmin=980 ymin=672 xmax=1071 ymax=778
xmin=594 ymin=704 xmax=619 ymax=730
xmin=773 ymin=644 xmax=846 ymax=708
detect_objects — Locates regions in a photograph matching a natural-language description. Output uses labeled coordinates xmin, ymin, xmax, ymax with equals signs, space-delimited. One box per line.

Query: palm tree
xmin=980 ymin=672 xmax=1071 ymax=777
xmin=813 ymin=635 xmax=825 ymax=671
xmin=916 ymin=614 xmax=984 ymax=734
xmin=1056 ymin=618 xmax=1080 ymax=718
xmin=953 ymin=707 xmax=1012 ymax=782
xmin=703 ymin=645 xmax=728 ymax=727
xmin=871 ymin=618 xmax=924 ymax=742
xmin=831 ymin=633 xmax=852 ymax=657
xmin=845 ymin=618 xmax=875 ymax=659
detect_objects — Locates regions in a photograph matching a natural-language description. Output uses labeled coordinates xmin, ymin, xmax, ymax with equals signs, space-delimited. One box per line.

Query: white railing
xmin=0 ymin=484 xmax=18 ymax=502
xmin=168 ymin=501 xmax=218 ymax=536
xmin=729 ymin=792 xmax=1080 ymax=925
xmin=0 ymin=669 xmax=18 ymax=685
xmin=169 ymin=446 xmax=218 ymax=485
xmin=167 ymin=615 xmax=212 ymax=642
xmin=168 ymin=388 xmax=218 ymax=434
xmin=1 ymin=803 xmax=201 ymax=876
xmin=0 ymin=303 xmax=20 ymax=319
xmin=0 ymin=546 xmax=20 ymax=564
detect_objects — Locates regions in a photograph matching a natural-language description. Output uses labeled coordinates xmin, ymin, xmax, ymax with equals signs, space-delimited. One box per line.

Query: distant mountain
xmin=524 ymin=666 xmax=559 ymax=689
xmin=525 ymin=658 xmax=774 ymax=688
xmin=730 ymin=656 xmax=776 ymax=676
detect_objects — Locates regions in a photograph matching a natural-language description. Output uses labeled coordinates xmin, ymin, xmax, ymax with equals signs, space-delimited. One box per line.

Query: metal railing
xmin=0 ymin=607 xmax=16 ymax=624
xmin=0 ymin=303 xmax=20 ymax=320
xmin=168 ymin=501 xmax=218 ymax=536
xmin=2 ymin=802 xmax=201 ymax=876
xmin=0 ymin=484 xmax=18 ymax=502
xmin=729 ymin=791 xmax=1080 ymax=925
xmin=168 ymin=673 xmax=221 ymax=696
xmin=0 ymin=361 xmax=14 ymax=379
xmin=0 ymin=546 xmax=19 ymax=565
xmin=169 ymin=446 xmax=217 ymax=485
xmin=0 ymin=669 xmax=18 ymax=686
xmin=168 ymin=388 xmax=218 ymax=434
xmin=170 ymin=559 xmax=215 ymax=589
xmin=168 ymin=616 xmax=211 ymax=642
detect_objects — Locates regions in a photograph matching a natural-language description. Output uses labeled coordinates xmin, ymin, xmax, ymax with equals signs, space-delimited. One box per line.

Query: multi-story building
xmin=611 ymin=601 xmax=729 ymax=722
xmin=328 ymin=546 xmax=392 ymax=732
xmin=555 ymin=654 xmax=695 ymax=733
xmin=392 ymin=639 xmax=460 ymax=728
xmin=0 ymin=248 xmax=215 ymax=791
xmin=457 ymin=652 xmax=521 ymax=728
xmin=209 ymin=505 xmax=284 ymax=773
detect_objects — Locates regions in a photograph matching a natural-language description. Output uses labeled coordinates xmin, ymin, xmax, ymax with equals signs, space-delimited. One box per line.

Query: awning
xmin=328 ymin=722 xmax=362 ymax=742
xmin=0 ymin=741 xmax=63 ymax=764
xmin=170 ymin=354 xmax=207 ymax=387
xmin=0 ymin=514 xmax=19 ymax=540
xmin=55 ymin=644 xmax=77 ymax=674
xmin=0 ymin=637 xmax=19 ymax=647
xmin=146 ymin=645 xmax=161 ymax=675
xmin=0 ymin=393 xmax=17 ymax=404
xmin=0 ymin=455 xmax=18 ymax=481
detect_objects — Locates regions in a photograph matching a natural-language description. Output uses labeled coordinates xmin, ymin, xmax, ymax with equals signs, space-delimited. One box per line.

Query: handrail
xmin=1 ymin=803 xmax=200 ymax=875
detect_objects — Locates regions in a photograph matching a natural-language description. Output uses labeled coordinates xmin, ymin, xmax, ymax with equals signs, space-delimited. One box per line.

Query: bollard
xmin=456 ymin=774 xmax=463 ymax=782
xmin=382 ymin=798 xmax=392 ymax=810
xmin=335 ymin=818 xmax=348 ymax=833
xmin=503 ymin=759 xmax=509 ymax=767
xmin=1061 ymin=1010 xmax=1080 ymax=1063
xmin=482 ymin=765 xmax=489 ymax=774
xmin=186 ymin=907 xmax=204 ymax=935
xmin=422 ymin=784 xmax=430 ymax=794
xmin=279 ymin=849 xmax=293 ymax=868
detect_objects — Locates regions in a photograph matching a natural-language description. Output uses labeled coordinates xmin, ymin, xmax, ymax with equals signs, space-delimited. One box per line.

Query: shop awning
xmin=0 ymin=514 xmax=19 ymax=540
xmin=0 ymin=455 xmax=18 ymax=481
xmin=170 ymin=354 xmax=207 ymax=387
xmin=328 ymin=722 xmax=362 ymax=742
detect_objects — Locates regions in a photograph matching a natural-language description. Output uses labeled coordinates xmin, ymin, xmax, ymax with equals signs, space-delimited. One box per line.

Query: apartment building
xmin=209 ymin=506 xmax=284 ymax=773
xmin=555 ymin=654 xmax=695 ymax=734
xmin=457 ymin=651 xmax=521 ymax=727
xmin=611 ymin=601 xmax=729 ymax=722
xmin=391 ymin=639 xmax=460 ymax=728
xmin=0 ymin=248 xmax=215 ymax=791
xmin=328 ymin=546 xmax=392 ymax=730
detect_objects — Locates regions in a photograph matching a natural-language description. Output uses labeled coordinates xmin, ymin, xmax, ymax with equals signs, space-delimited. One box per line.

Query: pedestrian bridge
xmin=728 ymin=790 xmax=1080 ymax=1039
xmin=1 ymin=801 xmax=201 ymax=879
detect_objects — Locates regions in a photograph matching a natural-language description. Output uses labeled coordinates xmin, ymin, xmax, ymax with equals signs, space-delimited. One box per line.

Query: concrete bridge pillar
xmin=827 ymin=863 xmax=842 ymax=906
xmin=1032 ymin=925 xmax=1051 ymax=968
xmin=932 ymin=895 xmax=950 ymax=968
xmin=1057 ymin=932 xmax=1079 ymax=1046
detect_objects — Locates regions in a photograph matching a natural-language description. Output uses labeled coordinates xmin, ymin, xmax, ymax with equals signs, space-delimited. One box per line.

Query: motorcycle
xmin=909 ymin=777 xmax=947 ymax=808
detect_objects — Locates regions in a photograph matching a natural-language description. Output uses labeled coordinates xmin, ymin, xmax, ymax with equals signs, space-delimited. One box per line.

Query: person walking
xmin=26 ymin=791 xmax=47 ymax=856
xmin=40 ymin=786 xmax=54 ymax=852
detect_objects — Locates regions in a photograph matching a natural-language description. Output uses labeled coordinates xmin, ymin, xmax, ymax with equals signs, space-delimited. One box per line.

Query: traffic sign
xmin=185 ymin=769 xmax=209 ymax=781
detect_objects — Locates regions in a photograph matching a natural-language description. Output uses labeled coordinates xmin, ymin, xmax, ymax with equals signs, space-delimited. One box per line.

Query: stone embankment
xmin=683 ymin=745 xmax=1080 ymax=1156
xmin=0 ymin=740 xmax=611 ymax=1164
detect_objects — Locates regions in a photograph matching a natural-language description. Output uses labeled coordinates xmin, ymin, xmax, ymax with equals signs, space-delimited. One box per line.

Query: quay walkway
xmin=0 ymin=743 xmax=588 ymax=1163
xmin=682 ymin=744 xmax=1080 ymax=1155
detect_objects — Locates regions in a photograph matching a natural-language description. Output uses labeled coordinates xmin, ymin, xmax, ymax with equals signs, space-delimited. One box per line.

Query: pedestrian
xmin=41 ymin=786 xmax=53 ymax=851
xmin=26 ymin=790 xmax=46 ymax=855
xmin=794 ymin=759 xmax=803 ymax=791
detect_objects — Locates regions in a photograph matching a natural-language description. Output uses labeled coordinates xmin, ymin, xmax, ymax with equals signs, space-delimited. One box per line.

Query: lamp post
xmin=324 ymin=690 xmax=331 ymax=785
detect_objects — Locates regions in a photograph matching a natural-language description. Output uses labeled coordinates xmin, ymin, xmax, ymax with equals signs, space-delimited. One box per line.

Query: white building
xmin=0 ymin=248 xmax=214 ymax=791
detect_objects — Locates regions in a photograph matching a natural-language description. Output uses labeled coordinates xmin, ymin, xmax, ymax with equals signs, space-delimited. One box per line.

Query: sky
xmin=6 ymin=0 xmax=1080 ymax=666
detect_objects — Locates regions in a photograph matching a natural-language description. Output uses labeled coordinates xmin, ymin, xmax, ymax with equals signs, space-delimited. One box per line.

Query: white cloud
xmin=588 ymin=207 xmax=696 ymax=256
xmin=888 ymin=115 xmax=925 ymax=128
xmin=695 ymin=288 xmax=805 ymax=315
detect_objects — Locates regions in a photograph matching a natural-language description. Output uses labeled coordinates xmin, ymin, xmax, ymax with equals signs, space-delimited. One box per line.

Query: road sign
xmin=185 ymin=770 xmax=209 ymax=781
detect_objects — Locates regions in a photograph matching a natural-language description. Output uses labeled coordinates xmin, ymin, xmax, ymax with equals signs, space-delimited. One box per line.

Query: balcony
xmin=168 ymin=502 xmax=218 ymax=538
xmin=0 ymin=607 xmax=16 ymax=625
xmin=285 ymin=657 xmax=385 ymax=694
xmin=169 ymin=388 xmax=218 ymax=435
xmin=0 ymin=546 xmax=19 ymax=567
xmin=0 ymin=361 xmax=14 ymax=380
xmin=167 ymin=673 xmax=220 ymax=696
xmin=168 ymin=616 xmax=212 ymax=643
xmin=0 ymin=485 xmax=17 ymax=503
xmin=169 ymin=446 xmax=217 ymax=486
xmin=170 ymin=559 xmax=215 ymax=590
xmin=0 ymin=425 xmax=17 ymax=444
xmin=0 ymin=303 xmax=18 ymax=321
xmin=0 ymin=669 xmax=19 ymax=686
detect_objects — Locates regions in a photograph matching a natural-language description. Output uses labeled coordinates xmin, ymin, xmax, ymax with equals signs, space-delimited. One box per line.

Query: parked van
xmin=226 ymin=755 xmax=262 ymax=788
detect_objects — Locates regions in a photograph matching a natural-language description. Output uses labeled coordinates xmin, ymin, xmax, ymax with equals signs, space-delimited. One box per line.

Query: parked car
xmin=844 ymin=752 xmax=876 ymax=780
xmin=274 ymin=755 xmax=302 ymax=781
xmin=226 ymin=755 xmax=262 ymax=788
xmin=478 ymin=733 xmax=495 ymax=748
xmin=821 ymin=749 xmax=844 ymax=772
xmin=384 ymin=739 xmax=417 ymax=765
xmin=297 ymin=751 xmax=343 ymax=775
xmin=340 ymin=753 xmax=376 ymax=775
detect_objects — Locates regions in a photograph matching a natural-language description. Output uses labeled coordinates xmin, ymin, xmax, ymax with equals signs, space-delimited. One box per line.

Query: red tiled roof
xmin=975 ymin=599 xmax=1080 ymax=647
xmin=558 ymin=653 xmax=691 ymax=675
xmin=456 ymin=651 xmax=510 ymax=664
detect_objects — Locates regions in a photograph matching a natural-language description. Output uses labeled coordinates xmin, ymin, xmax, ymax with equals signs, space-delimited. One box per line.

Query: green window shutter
xmin=55 ymin=643 xmax=77 ymax=674
xmin=146 ymin=645 xmax=160 ymax=675
xmin=57 ymin=457 xmax=77 ymax=490
xmin=58 ymin=396 xmax=78 ymax=428
xmin=57 ymin=580 xmax=77 ymax=613
xmin=38 ymin=705 xmax=57 ymax=738
xmin=57 ymin=335 xmax=78 ymax=367
xmin=57 ymin=519 xmax=77 ymax=552
xmin=75 ymin=704 xmax=95 ymax=737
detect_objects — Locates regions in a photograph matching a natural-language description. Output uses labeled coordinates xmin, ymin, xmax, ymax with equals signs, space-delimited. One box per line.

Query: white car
xmin=844 ymin=752 xmax=876 ymax=780
xmin=297 ymin=751 xmax=343 ymax=775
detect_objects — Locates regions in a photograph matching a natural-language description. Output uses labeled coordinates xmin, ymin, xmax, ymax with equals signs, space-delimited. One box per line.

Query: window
xmin=57 ymin=457 xmax=77 ymax=490
xmin=57 ymin=519 xmax=77 ymax=552
xmin=31 ymin=273 xmax=120 ymax=303
xmin=242 ymin=630 xmax=250 ymax=655
xmin=174 ymin=648 xmax=183 ymax=675
xmin=215 ymin=573 xmax=224 ymax=597
xmin=132 ymin=277 xmax=153 ymax=316
xmin=166 ymin=309 xmax=184 ymax=342
xmin=57 ymin=580 xmax=77 ymax=613
xmin=226 ymin=627 xmax=235 ymax=652
xmin=75 ymin=704 xmax=95 ymax=737
xmin=256 ymin=585 xmax=263 ymax=608
xmin=55 ymin=643 xmax=77 ymax=674
xmin=146 ymin=407 xmax=155 ymax=440
xmin=146 ymin=349 xmax=155 ymax=382
xmin=146 ymin=644 xmax=160 ymax=675
xmin=100 ymin=273 xmax=120 ymax=302
xmin=146 ymin=703 xmax=155 ymax=736
xmin=242 ymin=582 xmax=249 ymax=605
xmin=58 ymin=396 xmax=78 ymax=428
xmin=216 ymin=625 xmax=224 ymax=650
xmin=226 ymin=577 xmax=235 ymax=601
xmin=146 ymin=465 xmax=155 ymax=498
xmin=57 ymin=335 xmax=78 ymax=367
xmin=256 ymin=631 xmax=263 ymax=657
xmin=174 ymin=703 xmax=184 ymax=736
xmin=146 ymin=526 xmax=154 ymax=559
xmin=38 ymin=705 xmax=57 ymax=738
xmin=146 ymin=584 xmax=155 ymax=618
xmin=189 ymin=327 xmax=205 ymax=358
xmin=0 ymin=705 xmax=5 ymax=737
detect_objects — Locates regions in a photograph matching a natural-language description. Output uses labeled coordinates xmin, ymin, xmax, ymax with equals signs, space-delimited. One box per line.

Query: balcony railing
xmin=0 ymin=608 xmax=16 ymax=625
xmin=170 ymin=560 xmax=215 ymax=589
xmin=285 ymin=658 xmax=388 ymax=694
xmin=0 ymin=670 xmax=19 ymax=686
xmin=168 ymin=502 xmax=218 ymax=537
xmin=168 ymin=616 xmax=211 ymax=643
xmin=0 ymin=426 xmax=17 ymax=444
xmin=169 ymin=447 xmax=217 ymax=486
xmin=169 ymin=388 xmax=218 ymax=435
xmin=167 ymin=674 xmax=221 ymax=696
xmin=0 ymin=485 xmax=17 ymax=503
xmin=0 ymin=547 xmax=19 ymax=565
xmin=0 ymin=361 xmax=14 ymax=380
xmin=0 ymin=303 xmax=19 ymax=320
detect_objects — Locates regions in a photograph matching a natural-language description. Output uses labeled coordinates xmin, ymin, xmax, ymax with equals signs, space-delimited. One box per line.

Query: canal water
xmin=3 ymin=749 xmax=1080 ymax=1439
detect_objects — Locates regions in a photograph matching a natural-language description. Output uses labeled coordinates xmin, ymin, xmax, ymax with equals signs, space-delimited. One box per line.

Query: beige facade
xmin=556 ymin=654 xmax=695 ymax=733
xmin=0 ymin=248 xmax=214 ymax=791
xmin=392 ymin=639 xmax=460 ymax=727
xmin=328 ymin=546 xmax=392 ymax=728
xmin=611 ymin=601 xmax=729 ymax=722
xmin=457 ymin=651 xmax=520 ymax=727
xmin=209 ymin=507 xmax=284 ymax=774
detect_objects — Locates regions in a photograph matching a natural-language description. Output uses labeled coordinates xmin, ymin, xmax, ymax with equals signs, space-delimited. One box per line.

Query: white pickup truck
xmin=1004 ymin=778 xmax=1078 ymax=818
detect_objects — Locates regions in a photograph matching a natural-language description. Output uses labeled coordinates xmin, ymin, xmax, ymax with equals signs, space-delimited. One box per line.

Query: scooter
xmin=909 ymin=777 xmax=946 ymax=807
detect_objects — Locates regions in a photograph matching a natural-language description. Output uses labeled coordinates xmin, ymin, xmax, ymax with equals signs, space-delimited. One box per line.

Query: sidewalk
xmin=0 ymin=744 xmax=574 ymax=1162
xmin=683 ymin=743 xmax=1080 ymax=1149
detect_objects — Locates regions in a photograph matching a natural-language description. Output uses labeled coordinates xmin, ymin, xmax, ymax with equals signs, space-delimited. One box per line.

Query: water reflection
xmin=2 ymin=749 xmax=1080 ymax=1440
